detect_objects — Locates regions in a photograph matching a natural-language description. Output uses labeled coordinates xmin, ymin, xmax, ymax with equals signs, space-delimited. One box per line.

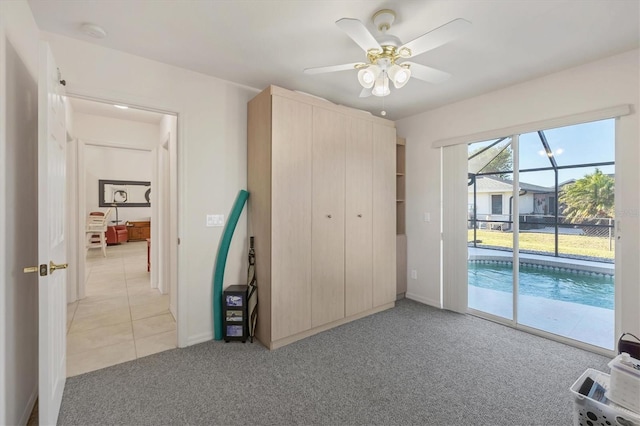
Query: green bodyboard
xmin=213 ymin=189 xmax=249 ymax=340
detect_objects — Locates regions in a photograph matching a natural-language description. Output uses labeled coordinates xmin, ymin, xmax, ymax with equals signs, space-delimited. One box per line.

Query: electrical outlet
xmin=411 ymin=269 xmax=418 ymax=280
xmin=206 ymin=215 xmax=215 ymax=227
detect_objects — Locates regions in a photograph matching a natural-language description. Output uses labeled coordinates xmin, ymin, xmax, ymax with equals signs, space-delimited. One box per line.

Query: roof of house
xmin=470 ymin=175 xmax=552 ymax=193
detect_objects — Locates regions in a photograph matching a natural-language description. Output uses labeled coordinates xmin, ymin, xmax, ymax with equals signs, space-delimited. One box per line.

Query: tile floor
xmin=66 ymin=240 xmax=176 ymax=377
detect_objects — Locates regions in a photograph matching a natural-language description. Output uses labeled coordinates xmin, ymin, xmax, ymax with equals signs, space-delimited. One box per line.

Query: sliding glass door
xmin=467 ymin=137 xmax=514 ymax=320
xmin=467 ymin=119 xmax=615 ymax=350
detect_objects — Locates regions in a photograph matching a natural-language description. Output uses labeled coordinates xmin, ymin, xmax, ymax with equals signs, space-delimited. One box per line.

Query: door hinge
xmin=57 ymin=68 xmax=66 ymax=86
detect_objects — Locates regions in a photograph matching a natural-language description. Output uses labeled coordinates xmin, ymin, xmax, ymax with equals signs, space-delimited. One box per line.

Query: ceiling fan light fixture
xmin=388 ymin=64 xmax=411 ymax=89
xmin=357 ymin=65 xmax=380 ymax=89
xmin=372 ymin=72 xmax=390 ymax=97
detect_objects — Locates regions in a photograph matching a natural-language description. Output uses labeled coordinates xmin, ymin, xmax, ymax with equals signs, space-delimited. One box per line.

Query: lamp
xmin=110 ymin=203 xmax=120 ymax=224
xmin=357 ymin=65 xmax=380 ymax=89
xmin=356 ymin=56 xmax=411 ymax=97
xmin=388 ymin=64 xmax=411 ymax=89
xmin=371 ymin=71 xmax=390 ymax=97
xmin=111 ymin=189 xmax=127 ymax=224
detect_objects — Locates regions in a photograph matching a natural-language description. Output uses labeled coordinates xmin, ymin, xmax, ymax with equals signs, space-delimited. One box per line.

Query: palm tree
xmin=559 ymin=169 xmax=614 ymax=221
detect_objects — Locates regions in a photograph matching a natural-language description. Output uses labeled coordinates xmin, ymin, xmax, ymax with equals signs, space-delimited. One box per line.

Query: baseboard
xmin=187 ymin=332 xmax=213 ymax=347
xmin=18 ymin=385 xmax=38 ymax=426
xmin=270 ymin=302 xmax=395 ymax=350
xmin=406 ymin=292 xmax=441 ymax=308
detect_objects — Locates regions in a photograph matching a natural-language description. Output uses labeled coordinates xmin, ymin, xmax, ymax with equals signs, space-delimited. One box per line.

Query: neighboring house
xmin=468 ymin=176 xmax=554 ymax=227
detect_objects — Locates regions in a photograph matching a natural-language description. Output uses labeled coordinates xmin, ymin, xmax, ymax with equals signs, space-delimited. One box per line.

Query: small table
xmin=146 ymin=238 xmax=150 ymax=272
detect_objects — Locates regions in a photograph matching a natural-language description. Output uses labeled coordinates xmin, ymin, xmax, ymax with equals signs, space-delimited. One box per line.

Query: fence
xmin=468 ymin=214 xmax=615 ymax=259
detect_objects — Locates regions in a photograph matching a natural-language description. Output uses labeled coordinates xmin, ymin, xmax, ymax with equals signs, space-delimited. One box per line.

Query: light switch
xmin=206 ymin=214 xmax=225 ymax=227
xmin=411 ymin=269 xmax=418 ymax=280
xmin=213 ymin=215 xmax=225 ymax=226
xmin=423 ymin=212 xmax=430 ymax=222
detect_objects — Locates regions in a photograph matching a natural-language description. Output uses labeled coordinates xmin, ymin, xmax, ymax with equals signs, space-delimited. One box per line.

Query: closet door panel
xmin=345 ymin=118 xmax=373 ymax=317
xmin=311 ymin=107 xmax=346 ymax=327
xmin=271 ymin=95 xmax=313 ymax=341
xmin=372 ymin=123 xmax=397 ymax=307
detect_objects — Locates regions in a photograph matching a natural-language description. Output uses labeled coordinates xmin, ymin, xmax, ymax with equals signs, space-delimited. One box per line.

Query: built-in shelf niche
xmin=396 ymin=139 xmax=406 ymax=235
xmin=396 ymin=137 xmax=407 ymax=296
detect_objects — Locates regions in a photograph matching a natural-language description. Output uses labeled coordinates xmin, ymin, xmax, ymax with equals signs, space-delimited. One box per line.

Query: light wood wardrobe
xmin=248 ymin=85 xmax=396 ymax=350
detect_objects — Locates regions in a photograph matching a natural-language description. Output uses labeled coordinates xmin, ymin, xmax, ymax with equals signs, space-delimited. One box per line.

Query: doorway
xmin=467 ymin=119 xmax=616 ymax=351
xmin=65 ymin=97 xmax=179 ymax=376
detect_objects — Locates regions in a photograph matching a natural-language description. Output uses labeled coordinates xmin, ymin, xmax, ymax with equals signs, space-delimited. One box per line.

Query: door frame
xmin=65 ymin=89 xmax=187 ymax=348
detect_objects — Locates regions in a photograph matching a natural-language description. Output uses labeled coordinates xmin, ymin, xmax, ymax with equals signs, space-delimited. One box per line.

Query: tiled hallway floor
xmin=66 ymin=241 xmax=176 ymax=377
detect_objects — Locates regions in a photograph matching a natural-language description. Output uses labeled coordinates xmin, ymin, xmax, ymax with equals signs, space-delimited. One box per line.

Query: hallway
xmin=66 ymin=241 xmax=176 ymax=377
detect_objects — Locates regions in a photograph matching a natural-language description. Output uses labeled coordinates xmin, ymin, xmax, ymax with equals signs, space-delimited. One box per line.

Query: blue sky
xmin=469 ymin=118 xmax=615 ymax=188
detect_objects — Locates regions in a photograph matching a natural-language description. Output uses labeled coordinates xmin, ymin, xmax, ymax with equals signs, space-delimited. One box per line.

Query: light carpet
xmin=58 ymin=298 xmax=610 ymax=425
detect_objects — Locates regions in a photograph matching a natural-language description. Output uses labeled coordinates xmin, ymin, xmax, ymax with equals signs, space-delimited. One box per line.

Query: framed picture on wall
xmin=99 ymin=179 xmax=151 ymax=207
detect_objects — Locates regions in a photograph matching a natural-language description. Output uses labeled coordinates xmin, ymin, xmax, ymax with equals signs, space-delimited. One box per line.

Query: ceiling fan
xmin=304 ymin=9 xmax=471 ymax=98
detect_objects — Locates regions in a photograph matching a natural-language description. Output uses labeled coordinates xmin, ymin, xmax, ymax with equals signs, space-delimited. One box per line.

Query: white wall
xmin=470 ymin=193 xmax=536 ymax=216
xmin=0 ymin=1 xmax=40 ymax=424
xmin=76 ymin=113 xmax=157 ymax=223
xmin=42 ymin=32 xmax=256 ymax=345
xmin=84 ymin=145 xmax=152 ymax=223
xmin=397 ymin=48 xmax=640 ymax=338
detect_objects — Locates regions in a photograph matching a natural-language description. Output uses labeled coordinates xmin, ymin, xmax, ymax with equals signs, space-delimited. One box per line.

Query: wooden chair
xmin=86 ymin=208 xmax=111 ymax=257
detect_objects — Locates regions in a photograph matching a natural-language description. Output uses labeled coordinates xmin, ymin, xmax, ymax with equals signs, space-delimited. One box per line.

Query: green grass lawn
xmin=468 ymin=229 xmax=614 ymax=260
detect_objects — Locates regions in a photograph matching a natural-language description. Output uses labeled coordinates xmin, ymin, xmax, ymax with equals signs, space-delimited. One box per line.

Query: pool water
xmin=468 ymin=262 xmax=614 ymax=310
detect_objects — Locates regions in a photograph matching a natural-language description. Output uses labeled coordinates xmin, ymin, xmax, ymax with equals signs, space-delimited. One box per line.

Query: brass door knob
xmin=50 ymin=261 xmax=68 ymax=273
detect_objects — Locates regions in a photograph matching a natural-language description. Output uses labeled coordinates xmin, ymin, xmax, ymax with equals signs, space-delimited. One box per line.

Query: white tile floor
xmin=66 ymin=241 xmax=176 ymax=377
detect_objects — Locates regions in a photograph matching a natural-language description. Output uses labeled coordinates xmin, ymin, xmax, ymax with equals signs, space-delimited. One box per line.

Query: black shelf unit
xmin=223 ymin=284 xmax=248 ymax=342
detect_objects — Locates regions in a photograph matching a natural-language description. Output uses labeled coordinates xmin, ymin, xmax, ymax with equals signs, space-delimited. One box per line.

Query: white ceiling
xmin=28 ymin=0 xmax=640 ymax=121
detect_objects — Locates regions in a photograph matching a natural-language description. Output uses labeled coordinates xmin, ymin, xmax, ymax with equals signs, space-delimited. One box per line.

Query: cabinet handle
xmin=327 ymin=214 xmax=332 ymax=219
xmin=357 ymin=214 xmax=362 ymax=218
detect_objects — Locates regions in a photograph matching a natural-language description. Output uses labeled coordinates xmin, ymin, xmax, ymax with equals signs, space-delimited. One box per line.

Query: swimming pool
xmin=468 ymin=261 xmax=614 ymax=310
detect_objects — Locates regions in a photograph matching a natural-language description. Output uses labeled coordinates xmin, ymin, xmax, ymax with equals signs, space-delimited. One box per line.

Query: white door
xmin=38 ymin=43 xmax=67 ymax=425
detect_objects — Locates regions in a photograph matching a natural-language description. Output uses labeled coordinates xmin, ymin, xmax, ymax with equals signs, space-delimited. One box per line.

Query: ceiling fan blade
xmin=400 ymin=18 xmax=471 ymax=58
xmin=304 ymin=62 xmax=364 ymax=75
xmin=336 ymin=18 xmax=382 ymax=52
xmin=359 ymin=87 xmax=372 ymax=98
xmin=403 ymin=62 xmax=451 ymax=84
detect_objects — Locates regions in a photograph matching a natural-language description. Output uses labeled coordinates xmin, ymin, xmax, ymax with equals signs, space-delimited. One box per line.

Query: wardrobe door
xmin=311 ymin=107 xmax=346 ymax=327
xmin=271 ymin=95 xmax=313 ymax=341
xmin=345 ymin=117 xmax=373 ymax=317
xmin=372 ymin=123 xmax=397 ymax=307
